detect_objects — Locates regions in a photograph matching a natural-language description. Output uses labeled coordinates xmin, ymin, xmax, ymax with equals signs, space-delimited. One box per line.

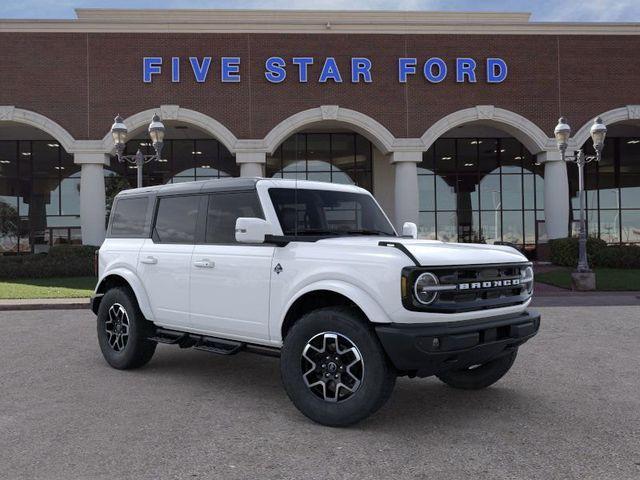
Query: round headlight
xmin=521 ymin=266 xmax=534 ymax=294
xmin=414 ymin=272 xmax=440 ymax=305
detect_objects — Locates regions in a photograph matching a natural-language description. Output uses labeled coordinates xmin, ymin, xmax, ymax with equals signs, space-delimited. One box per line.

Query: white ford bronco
xmin=92 ymin=178 xmax=539 ymax=426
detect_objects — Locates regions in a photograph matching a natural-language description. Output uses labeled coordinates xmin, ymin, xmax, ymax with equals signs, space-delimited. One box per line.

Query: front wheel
xmin=436 ymin=350 xmax=518 ymax=390
xmin=280 ymin=306 xmax=396 ymax=427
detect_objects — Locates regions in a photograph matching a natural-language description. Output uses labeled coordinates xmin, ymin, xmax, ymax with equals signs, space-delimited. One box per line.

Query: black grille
xmin=402 ymin=263 xmax=532 ymax=313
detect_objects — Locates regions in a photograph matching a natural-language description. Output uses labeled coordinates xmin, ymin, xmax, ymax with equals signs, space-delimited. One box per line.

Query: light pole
xmin=553 ymin=116 xmax=607 ymax=273
xmin=110 ymin=114 xmax=166 ymax=188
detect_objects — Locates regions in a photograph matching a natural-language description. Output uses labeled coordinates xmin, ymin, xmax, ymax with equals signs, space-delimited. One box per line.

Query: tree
xmin=104 ymin=175 xmax=132 ymax=216
xmin=0 ymin=201 xmax=20 ymax=250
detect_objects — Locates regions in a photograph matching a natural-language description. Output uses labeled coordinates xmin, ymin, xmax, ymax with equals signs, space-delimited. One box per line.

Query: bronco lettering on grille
xmin=458 ymin=278 xmax=521 ymax=290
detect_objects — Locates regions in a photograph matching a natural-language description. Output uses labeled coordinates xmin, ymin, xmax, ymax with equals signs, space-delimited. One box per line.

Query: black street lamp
xmin=554 ymin=116 xmax=607 ymax=274
xmin=111 ymin=114 xmax=166 ymax=188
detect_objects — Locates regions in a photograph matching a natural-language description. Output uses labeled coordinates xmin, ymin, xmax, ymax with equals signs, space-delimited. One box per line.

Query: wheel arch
xmin=279 ymin=281 xmax=392 ymax=341
xmin=93 ymin=269 xmax=154 ymax=320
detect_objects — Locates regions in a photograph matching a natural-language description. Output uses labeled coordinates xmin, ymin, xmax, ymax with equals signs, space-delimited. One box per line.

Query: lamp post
xmin=110 ymin=114 xmax=166 ymax=188
xmin=553 ymin=116 xmax=607 ymax=274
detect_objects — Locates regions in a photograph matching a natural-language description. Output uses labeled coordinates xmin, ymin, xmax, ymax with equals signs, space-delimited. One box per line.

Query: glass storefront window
xmin=266 ymin=132 xmax=373 ymax=191
xmin=419 ymin=137 xmax=544 ymax=249
xmin=0 ymin=140 xmax=82 ymax=253
xmin=115 ymin=138 xmax=239 ymax=184
xmin=568 ymin=136 xmax=640 ymax=244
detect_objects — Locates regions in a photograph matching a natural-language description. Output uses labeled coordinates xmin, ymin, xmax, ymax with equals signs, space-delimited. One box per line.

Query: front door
xmin=189 ymin=191 xmax=274 ymax=342
xmin=137 ymin=194 xmax=201 ymax=329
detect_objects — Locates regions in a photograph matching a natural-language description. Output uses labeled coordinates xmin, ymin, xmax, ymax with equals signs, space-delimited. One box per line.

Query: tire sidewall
xmin=280 ymin=307 xmax=395 ymax=427
xmin=97 ymin=287 xmax=150 ymax=369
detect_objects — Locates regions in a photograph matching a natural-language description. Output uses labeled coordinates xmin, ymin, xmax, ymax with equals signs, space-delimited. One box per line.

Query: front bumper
xmin=375 ymin=310 xmax=540 ymax=377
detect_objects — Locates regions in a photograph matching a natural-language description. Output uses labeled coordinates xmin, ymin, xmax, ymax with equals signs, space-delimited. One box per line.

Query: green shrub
xmin=0 ymin=245 xmax=96 ymax=279
xmin=593 ymin=245 xmax=640 ymax=269
xmin=549 ymin=237 xmax=607 ymax=267
xmin=550 ymin=237 xmax=640 ymax=269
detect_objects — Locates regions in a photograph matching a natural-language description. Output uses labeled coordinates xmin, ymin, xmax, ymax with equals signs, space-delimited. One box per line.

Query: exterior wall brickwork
xmin=1 ymin=32 xmax=640 ymax=142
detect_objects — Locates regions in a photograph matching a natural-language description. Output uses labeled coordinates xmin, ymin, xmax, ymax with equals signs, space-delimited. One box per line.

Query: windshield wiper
xmin=343 ymin=229 xmax=394 ymax=236
xmin=286 ymin=229 xmax=342 ymax=236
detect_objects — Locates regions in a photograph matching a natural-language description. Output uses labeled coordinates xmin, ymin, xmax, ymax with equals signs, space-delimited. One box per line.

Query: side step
xmin=149 ymin=328 xmax=280 ymax=358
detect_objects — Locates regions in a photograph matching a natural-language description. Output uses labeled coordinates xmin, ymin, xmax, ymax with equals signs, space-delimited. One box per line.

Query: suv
xmin=92 ymin=178 xmax=539 ymax=426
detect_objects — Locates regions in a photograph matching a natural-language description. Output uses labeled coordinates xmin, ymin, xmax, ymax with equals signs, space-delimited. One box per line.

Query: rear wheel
xmin=280 ymin=306 xmax=396 ymax=427
xmin=97 ymin=287 xmax=156 ymax=370
xmin=436 ymin=350 xmax=518 ymax=390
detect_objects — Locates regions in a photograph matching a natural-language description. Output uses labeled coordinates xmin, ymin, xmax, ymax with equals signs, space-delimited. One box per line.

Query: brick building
xmin=1 ymin=9 xmax=639 ymax=253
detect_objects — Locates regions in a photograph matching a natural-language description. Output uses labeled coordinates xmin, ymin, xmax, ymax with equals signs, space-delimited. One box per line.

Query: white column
xmin=391 ymin=151 xmax=421 ymax=232
xmin=236 ymin=151 xmax=266 ymax=177
xmin=539 ymin=151 xmax=569 ymax=239
xmin=75 ymin=152 xmax=109 ymax=246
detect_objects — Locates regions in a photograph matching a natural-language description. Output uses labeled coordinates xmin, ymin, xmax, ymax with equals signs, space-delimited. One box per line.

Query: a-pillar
xmin=237 ymin=151 xmax=266 ymax=177
xmin=391 ymin=151 xmax=421 ymax=232
xmin=538 ymin=151 xmax=569 ymax=239
xmin=75 ymin=152 xmax=109 ymax=246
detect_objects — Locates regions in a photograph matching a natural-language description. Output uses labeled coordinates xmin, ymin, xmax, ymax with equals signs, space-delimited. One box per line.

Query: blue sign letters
xmin=142 ymin=56 xmax=508 ymax=84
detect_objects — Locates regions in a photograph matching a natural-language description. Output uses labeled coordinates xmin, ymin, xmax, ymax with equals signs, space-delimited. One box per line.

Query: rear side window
xmin=110 ymin=197 xmax=150 ymax=238
xmin=205 ymin=191 xmax=263 ymax=244
xmin=153 ymin=195 xmax=200 ymax=244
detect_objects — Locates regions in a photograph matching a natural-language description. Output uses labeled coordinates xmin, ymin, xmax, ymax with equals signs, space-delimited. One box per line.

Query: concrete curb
xmin=0 ymin=298 xmax=90 ymax=312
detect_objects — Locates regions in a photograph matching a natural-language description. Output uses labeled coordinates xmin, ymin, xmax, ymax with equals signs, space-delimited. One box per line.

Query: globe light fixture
xmin=110 ymin=113 xmax=166 ymax=188
xmin=110 ymin=115 xmax=128 ymax=156
xmin=590 ymin=117 xmax=607 ymax=154
xmin=554 ymin=117 xmax=571 ymax=154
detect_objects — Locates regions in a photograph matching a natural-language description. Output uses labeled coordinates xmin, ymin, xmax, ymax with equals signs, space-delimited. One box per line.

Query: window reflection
xmin=266 ymin=133 xmax=373 ymax=191
xmin=0 ymin=140 xmax=81 ymax=253
xmin=568 ymin=137 xmax=640 ymax=244
xmin=419 ymin=137 xmax=544 ymax=250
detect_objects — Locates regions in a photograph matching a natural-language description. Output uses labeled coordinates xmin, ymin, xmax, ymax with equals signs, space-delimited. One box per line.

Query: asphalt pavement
xmin=0 ymin=306 xmax=638 ymax=480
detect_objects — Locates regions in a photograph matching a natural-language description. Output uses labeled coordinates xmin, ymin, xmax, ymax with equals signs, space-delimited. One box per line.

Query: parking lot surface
xmin=1 ymin=306 xmax=639 ymax=480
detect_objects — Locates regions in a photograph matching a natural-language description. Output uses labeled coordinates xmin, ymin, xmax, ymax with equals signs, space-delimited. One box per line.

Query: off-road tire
xmin=97 ymin=287 xmax=157 ymax=370
xmin=436 ymin=349 xmax=518 ymax=390
xmin=280 ymin=306 xmax=396 ymax=427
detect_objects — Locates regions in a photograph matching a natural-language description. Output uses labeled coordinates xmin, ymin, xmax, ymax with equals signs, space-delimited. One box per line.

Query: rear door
xmin=137 ymin=194 xmax=202 ymax=329
xmin=189 ymin=190 xmax=274 ymax=342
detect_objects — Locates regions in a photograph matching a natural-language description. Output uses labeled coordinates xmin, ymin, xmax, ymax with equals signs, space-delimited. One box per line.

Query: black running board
xmin=149 ymin=328 xmax=280 ymax=358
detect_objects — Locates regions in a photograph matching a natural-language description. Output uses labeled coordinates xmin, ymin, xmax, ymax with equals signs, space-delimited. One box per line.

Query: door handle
xmin=140 ymin=256 xmax=158 ymax=265
xmin=193 ymin=259 xmax=215 ymax=268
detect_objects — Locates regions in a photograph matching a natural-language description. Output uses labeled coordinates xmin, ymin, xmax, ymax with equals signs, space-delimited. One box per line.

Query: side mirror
xmin=402 ymin=222 xmax=418 ymax=239
xmin=235 ymin=217 xmax=271 ymax=244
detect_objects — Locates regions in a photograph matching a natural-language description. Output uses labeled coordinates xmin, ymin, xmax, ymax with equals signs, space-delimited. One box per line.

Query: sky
xmin=1 ymin=0 xmax=640 ymax=22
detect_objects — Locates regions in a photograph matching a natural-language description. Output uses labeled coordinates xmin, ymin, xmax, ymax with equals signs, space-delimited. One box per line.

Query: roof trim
xmin=0 ymin=9 xmax=639 ymax=35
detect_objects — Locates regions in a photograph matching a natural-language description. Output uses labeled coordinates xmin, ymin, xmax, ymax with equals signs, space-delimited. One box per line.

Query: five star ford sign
xmin=142 ymin=56 xmax=508 ymax=84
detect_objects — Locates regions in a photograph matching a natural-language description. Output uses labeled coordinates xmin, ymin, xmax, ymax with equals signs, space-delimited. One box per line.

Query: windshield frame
xmin=267 ymin=186 xmax=397 ymax=239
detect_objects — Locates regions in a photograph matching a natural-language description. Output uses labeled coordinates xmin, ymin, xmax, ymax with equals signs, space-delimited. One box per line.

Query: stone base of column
xmin=571 ymin=271 xmax=596 ymax=291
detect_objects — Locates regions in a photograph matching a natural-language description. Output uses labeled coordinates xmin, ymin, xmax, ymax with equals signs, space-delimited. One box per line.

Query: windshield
xmin=268 ymin=188 xmax=396 ymax=237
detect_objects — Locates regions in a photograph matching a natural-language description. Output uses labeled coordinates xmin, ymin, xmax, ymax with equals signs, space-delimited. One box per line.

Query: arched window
xmin=418 ymin=137 xmax=544 ymax=253
xmin=266 ymin=133 xmax=373 ymax=191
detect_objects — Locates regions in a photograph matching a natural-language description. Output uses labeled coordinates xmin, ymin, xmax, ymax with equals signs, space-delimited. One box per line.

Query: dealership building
xmin=1 ymin=9 xmax=640 ymax=255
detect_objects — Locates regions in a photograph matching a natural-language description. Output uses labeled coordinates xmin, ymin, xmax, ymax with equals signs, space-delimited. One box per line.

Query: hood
xmin=316 ymin=237 xmax=527 ymax=266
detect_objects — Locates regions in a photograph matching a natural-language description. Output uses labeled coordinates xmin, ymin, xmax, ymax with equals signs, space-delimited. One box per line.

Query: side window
xmin=153 ymin=195 xmax=200 ymax=244
xmin=205 ymin=191 xmax=263 ymax=244
xmin=110 ymin=197 xmax=150 ymax=238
